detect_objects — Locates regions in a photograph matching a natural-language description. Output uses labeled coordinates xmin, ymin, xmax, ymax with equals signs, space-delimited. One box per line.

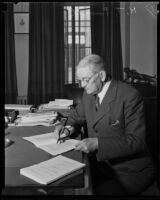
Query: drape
xmin=28 ymin=3 xmax=65 ymax=105
xmin=5 ymin=3 xmax=18 ymax=103
xmin=91 ymin=2 xmax=123 ymax=80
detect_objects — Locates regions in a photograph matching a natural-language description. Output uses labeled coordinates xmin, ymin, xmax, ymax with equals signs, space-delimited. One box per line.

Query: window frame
xmin=64 ymin=2 xmax=91 ymax=85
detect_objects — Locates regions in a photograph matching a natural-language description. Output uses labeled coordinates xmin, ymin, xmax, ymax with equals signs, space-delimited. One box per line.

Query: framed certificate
xmin=14 ymin=13 xmax=29 ymax=33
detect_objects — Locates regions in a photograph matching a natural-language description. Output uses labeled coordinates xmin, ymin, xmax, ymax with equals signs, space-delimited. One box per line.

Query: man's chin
xmin=85 ymin=89 xmax=92 ymax=94
xmin=85 ymin=89 xmax=96 ymax=95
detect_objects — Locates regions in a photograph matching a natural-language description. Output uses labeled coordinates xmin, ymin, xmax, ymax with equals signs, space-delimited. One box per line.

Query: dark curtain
xmin=28 ymin=3 xmax=65 ymax=105
xmin=91 ymin=2 xmax=123 ymax=80
xmin=5 ymin=3 xmax=18 ymax=103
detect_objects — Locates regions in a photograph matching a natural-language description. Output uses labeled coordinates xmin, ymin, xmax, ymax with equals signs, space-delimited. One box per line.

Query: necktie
xmin=95 ymin=95 xmax=100 ymax=111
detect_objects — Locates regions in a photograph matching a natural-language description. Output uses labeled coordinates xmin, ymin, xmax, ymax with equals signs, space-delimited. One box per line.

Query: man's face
xmin=76 ymin=67 xmax=102 ymax=94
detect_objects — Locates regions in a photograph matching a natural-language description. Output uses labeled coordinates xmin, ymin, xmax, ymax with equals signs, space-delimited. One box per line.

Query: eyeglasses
xmin=77 ymin=72 xmax=99 ymax=86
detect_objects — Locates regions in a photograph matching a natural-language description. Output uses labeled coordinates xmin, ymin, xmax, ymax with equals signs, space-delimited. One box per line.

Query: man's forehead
xmin=76 ymin=66 xmax=94 ymax=78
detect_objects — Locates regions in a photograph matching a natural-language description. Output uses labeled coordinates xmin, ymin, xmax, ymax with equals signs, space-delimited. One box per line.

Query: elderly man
xmin=55 ymin=54 xmax=155 ymax=195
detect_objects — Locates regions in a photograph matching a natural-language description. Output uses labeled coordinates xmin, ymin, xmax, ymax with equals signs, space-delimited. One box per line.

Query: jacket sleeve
xmin=66 ymin=92 xmax=86 ymax=132
xmin=96 ymin=89 xmax=147 ymax=161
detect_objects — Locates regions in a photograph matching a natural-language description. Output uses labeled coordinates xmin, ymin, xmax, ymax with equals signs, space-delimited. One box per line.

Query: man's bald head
xmin=76 ymin=54 xmax=106 ymax=74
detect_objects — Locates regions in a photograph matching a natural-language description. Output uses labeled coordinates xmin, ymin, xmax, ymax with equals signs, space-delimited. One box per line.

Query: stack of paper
xmin=5 ymin=104 xmax=33 ymax=111
xmin=38 ymin=99 xmax=73 ymax=110
xmin=15 ymin=111 xmax=58 ymax=127
xmin=49 ymin=99 xmax=73 ymax=106
xmin=20 ymin=155 xmax=86 ymax=185
xmin=23 ymin=132 xmax=79 ymax=155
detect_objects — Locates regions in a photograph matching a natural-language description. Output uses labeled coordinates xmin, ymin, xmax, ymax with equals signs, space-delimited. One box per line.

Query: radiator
xmin=17 ymin=96 xmax=28 ymax=105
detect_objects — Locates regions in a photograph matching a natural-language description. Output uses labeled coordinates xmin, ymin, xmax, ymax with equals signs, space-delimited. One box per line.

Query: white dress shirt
xmin=97 ymin=81 xmax=111 ymax=104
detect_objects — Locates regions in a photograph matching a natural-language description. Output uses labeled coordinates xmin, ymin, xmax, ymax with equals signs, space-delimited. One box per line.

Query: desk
xmin=3 ymin=126 xmax=93 ymax=195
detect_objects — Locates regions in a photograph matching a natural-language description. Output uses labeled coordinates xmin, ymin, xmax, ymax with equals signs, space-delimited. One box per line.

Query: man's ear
xmin=99 ymin=70 xmax=106 ymax=82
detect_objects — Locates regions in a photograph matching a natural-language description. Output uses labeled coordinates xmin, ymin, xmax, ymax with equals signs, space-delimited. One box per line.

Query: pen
xmin=57 ymin=117 xmax=68 ymax=144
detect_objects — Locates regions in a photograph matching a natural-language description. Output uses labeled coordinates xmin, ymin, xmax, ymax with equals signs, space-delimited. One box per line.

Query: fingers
xmin=54 ymin=125 xmax=63 ymax=139
xmin=60 ymin=128 xmax=69 ymax=137
xmin=54 ymin=125 xmax=70 ymax=141
xmin=74 ymin=138 xmax=98 ymax=153
xmin=75 ymin=139 xmax=89 ymax=153
xmin=55 ymin=124 xmax=63 ymax=132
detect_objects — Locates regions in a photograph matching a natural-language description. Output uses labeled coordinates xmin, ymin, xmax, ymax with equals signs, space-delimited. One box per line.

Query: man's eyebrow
xmin=77 ymin=76 xmax=89 ymax=79
xmin=81 ymin=76 xmax=90 ymax=80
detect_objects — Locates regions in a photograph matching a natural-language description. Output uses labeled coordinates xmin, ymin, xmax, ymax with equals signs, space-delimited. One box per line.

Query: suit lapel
xmin=86 ymin=94 xmax=97 ymax=123
xmin=92 ymin=79 xmax=118 ymax=127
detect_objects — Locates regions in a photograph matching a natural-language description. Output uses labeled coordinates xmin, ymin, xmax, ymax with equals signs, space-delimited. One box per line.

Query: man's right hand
xmin=54 ymin=124 xmax=75 ymax=140
xmin=53 ymin=124 xmax=64 ymax=139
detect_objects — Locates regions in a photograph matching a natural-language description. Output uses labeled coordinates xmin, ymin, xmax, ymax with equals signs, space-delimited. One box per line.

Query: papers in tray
xmin=15 ymin=111 xmax=58 ymax=127
xmin=23 ymin=133 xmax=79 ymax=156
xmin=20 ymin=155 xmax=86 ymax=185
xmin=38 ymin=99 xmax=73 ymax=110
xmin=5 ymin=104 xmax=33 ymax=111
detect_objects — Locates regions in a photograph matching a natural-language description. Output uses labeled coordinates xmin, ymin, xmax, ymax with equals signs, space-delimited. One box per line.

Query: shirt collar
xmin=97 ymin=80 xmax=111 ymax=104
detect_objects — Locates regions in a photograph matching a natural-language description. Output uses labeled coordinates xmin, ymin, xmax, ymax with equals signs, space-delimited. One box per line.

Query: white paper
xmin=38 ymin=139 xmax=79 ymax=155
xmin=23 ymin=133 xmax=79 ymax=156
xmin=20 ymin=155 xmax=86 ymax=185
xmin=5 ymin=104 xmax=33 ymax=110
xmin=39 ymin=99 xmax=73 ymax=110
xmin=23 ymin=133 xmax=58 ymax=146
xmin=15 ymin=112 xmax=57 ymax=127
xmin=16 ymin=121 xmax=54 ymax=127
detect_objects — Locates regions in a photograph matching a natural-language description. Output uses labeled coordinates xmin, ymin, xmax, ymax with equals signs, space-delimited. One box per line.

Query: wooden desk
xmin=3 ymin=126 xmax=93 ymax=195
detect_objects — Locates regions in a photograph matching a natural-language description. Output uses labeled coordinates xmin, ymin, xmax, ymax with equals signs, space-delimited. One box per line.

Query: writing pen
xmin=57 ymin=117 xmax=68 ymax=144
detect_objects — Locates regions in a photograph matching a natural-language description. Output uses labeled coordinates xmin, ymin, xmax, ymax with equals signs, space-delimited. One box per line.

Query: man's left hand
xmin=75 ymin=138 xmax=98 ymax=153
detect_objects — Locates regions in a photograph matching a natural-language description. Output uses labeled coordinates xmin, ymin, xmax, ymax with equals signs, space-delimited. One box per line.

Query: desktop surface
xmin=3 ymin=125 xmax=92 ymax=195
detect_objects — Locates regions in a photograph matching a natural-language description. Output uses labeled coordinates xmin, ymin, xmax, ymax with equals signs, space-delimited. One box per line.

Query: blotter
xmin=20 ymin=155 xmax=86 ymax=185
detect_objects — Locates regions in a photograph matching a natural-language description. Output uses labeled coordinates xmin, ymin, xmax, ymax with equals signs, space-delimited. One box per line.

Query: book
xmin=20 ymin=155 xmax=86 ymax=185
xmin=23 ymin=133 xmax=79 ymax=156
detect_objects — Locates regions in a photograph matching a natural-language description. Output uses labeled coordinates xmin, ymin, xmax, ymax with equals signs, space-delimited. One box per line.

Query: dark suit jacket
xmin=68 ymin=79 xmax=155 ymax=193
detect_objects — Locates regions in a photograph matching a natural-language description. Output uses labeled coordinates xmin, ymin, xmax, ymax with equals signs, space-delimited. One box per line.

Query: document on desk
xmin=23 ymin=133 xmax=79 ymax=156
xmin=38 ymin=99 xmax=73 ymax=110
xmin=20 ymin=155 xmax=86 ymax=185
xmin=15 ymin=111 xmax=58 ymax=127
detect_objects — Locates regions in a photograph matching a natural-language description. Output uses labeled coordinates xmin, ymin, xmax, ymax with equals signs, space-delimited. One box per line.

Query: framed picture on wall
xmin=14 ymin=13 xmax=29 ymax=33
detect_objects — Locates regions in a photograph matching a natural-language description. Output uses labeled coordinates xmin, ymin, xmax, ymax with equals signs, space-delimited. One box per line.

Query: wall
xmin=15 ymin=34 xmax=29 ymax=97
xmin=122 ymin=2 xmax=157 ymax=76
xmin=14 ymin=2 xmax=158 ymax=99
xmin=120 ymin=2 xmax=126 ymax=70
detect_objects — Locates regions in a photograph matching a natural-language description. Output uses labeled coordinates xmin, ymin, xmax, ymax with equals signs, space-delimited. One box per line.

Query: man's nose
xmin=81 ymin=81 xmax=87 ymax=88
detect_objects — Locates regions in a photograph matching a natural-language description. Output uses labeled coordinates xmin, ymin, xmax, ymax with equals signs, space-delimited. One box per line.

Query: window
xmin=64 ymin=4 xmax=91 ymax=84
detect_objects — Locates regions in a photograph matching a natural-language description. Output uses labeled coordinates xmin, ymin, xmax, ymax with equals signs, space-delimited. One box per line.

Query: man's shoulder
xmin=115 ymin=80 xmax=138 ymax=91
xmin=113 ymin=80 xmax=141 ymax=98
